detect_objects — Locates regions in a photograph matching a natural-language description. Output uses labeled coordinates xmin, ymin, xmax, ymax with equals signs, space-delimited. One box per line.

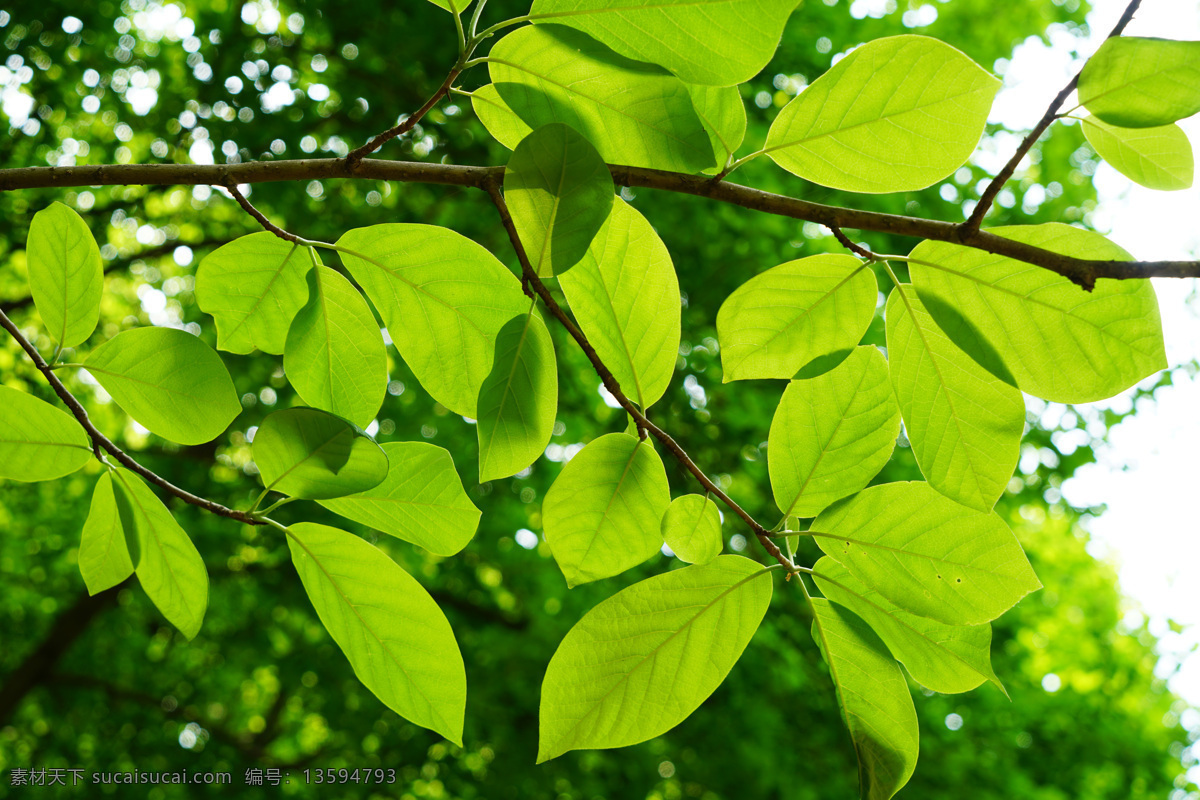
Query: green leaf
xmin=505 ymin=123 xmax=615 ymax=277
xmin=1078 ymin=37 xmax=1200 ymax=128
xmin=885 ymin=286 xmax=1023 ymax=512
xmin=253 ymin=407 xmax=388 ymax=500
xmin=335 ymin=224 xmax=529 ymax=417
xmin=283 ymin=264 xmax=387 ymax=428
xmin=559 ymin=198 xmax=681 ymax=409
xmin=111 ymin=467 xmax=208 ymax=640
xmin=26 ymin=201 xmax=103 ymax=348
xmin=716 ymin=254 xmax=876 ymax=381
xmin=768 ymin=346 xmax=899 ymax=518
xmin=812 ymin=557 xmax=1003 ymax=695
xmin=661 ymin=494 xmax=723 ymax=565
xmin=477 ymin=308 xmax=558 ymax=482
xmin=490 ymin=24 xmax=717 ymax=173
xmin=908 ymin=223 xmax=1167 ymax=403
xmin=809 ymin=598 xmax=918 ymax=800
xmin=0 ymin=385 xmax=92 ymax=482
xmin=82 ymin=327 xmax=241 ymax=445
xmin=812 ymin=481 xmax=1040 ymax=625
xmin=765 ymin=35 xmax=999 ymax=193
xmin=425 ymin=0 xmax=472 ymax=11
xmin=78 ymin=472 xmax=134 ymax=595
xmin=690 ymin=84 xmax=747 ymax=170
xmin=318 ymin=442 xmax=480 ymax=557
xmin=542 ymin=432 xmax=670 ymax=587
xmin=287 ymin=522 xmax=466 ymax=745
xmin=1082 ymin=115 xmax=1193 ymax=191
xmin=529 ymin=0 xmax=800 ymax=86
xmin=538 ymin=555 xmax=772 ymax=762
xmin=471 ymin=84 xmax=534 ymax=150
xmin=195 ymin=233 xmax=313 ymax=355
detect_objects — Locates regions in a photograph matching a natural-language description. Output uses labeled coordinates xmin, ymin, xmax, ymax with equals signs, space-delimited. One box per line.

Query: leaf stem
xmin=473 ymin=14 xmax=529 ymax=42
xmin=713 ymin=150 xmax=764 ymax=181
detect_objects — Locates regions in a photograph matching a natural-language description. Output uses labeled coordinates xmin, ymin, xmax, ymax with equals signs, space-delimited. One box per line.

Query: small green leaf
xmin=425 ymin=0 xmax=472 ymax=11
xmin=0 ymin=385 xmax=92 ymax=482
xmin=542 ymin=432 xmax=670 ymax=587
xmin=490 ymin=25 xmax=717 ymax=173
xmin=812 ymin=482 xmax=1041 ymax=626
xmin=78 ymin=472 xmax=134 ymax=595
xmin=809 ymin=598 xmax=918 ymax=800
xmin=885 ymin=286 xmax=1023 ymax=512
xmin=318 ymin=442 xmax=480 ymax=557
xmin=336 ymin=224 xmax=529 ymax=417
xmin=195 ymin=232 xmax=313 ymax=355
xmin=765 ymin=35 xmax=999 ymax=193
xmin=471 ymin=84 xmax=533 ymax=150
xmin=690 ymin=84 xmax=747 ymax=170
xmin=661 ymin=495 xmax=723 ymax=565
xmin=908 ymin=223 xmax=1167 ymax=403
xmin=26 ymin=201 xmax=103 ymax=348
xmin=559 ymin=198 xmax=681 ymax=409
xmin=529 ymin=0 xmax=801 ymax=86
xmin=812 ymin=557 xmax=1003 ymax=695
xmin=538 ymin=555 xmax=772 ymax=762
xmin=717 ymin=255 xmax=876 ymax=381
xmin=1078 ymin=37 xmax=1200 ymax=128
xmin=287 ymin=522 xmax=467 ymax=745
xmin=111 ymin=467 xmax=208 ymax=640
xmin=477 ymin=308 xmax=558 ymax=482
xmin=82 ymin=327 xmax=241 ymax=445
xmin=1082 ymin=115 xmax=1193 ymax=191
xmin=253 ymin=407 xmax=388 ymax=500
xmin=768 ymin=346 xmax=899 ymax=518
xmin=505 ymin=123 xmax=615 ymax=277
xmin=284 ymin=264 xmax=387 ymax=428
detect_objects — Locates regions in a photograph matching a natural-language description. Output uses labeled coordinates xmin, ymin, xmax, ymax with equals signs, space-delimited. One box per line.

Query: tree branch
xmin=483 ymin=177 xmax=796 ymax=573
xmin=0 ymin=307 xmax=262 ymax=525
xmin=1 ymin=158 xmax=1193 ymax=289
xmin=344 ymin=67 xmax=463 ymax=166
xmin=220 ymin=184 xmax=312 ymax=246
xmin=964 ymin=0 xmax=1144 ymax=230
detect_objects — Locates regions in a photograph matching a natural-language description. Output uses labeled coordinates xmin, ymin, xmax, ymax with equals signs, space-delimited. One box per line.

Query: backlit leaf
xmin=471 ymin=84 xmax=534 ymax=150
xmin=1078 ymin=37 xmax=1200 ymax=128
xmin=253 ymin=407 xmax=388 ymax=500
xmin=26 ymin=201 xmax=103 ymax=348
xmin=78 ymin=472 xmax=134 ymax=595
xmin=1082 ymin=115 xmax=1193 ymax=191
xmin=661 ymin=494 xmax=723 ymax=565
xmin=690 ymin=84 xmax=747 ymax=169
xmin=0 ymin=385 xmax=92 ymax=482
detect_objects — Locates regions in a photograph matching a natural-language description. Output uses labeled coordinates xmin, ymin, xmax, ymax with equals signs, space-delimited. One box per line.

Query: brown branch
xmin=344 ymin=67 xmax=463 ymax=167
xmin=828 ymin=223 xmax=875 ymax=260
xmin=483 ymin=177 xmax=795 ymax=573
xmin=0 ymin=307 xmax=262 ymax=525
xmin=1 ymin=158 xmax=1193 ymax=289
xmin=220 ymin=184 xmax=311 ymax=245
xmin=964 ymin=0 xmax=1144 ymax=230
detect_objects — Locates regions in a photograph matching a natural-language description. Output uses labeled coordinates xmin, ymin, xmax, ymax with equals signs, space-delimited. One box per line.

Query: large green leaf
xmin=765 ymin=36 xmax=999 ymax=193
xmin=477 ymin=308 xmax=558 ymax=482
xmin=691 ymin=84 xmax=747 ymax=169
xmin=1078 ymin=37 xmax=1200 ymax=128
xmin=767 ymin=346 xmax=899 ymax=518
xmin=253 ymin=407 xmax=388 ymax=500
xmin=716 ymin=255 xmax=876 ymax=381
xmin=82 ymin=327 xmax=241 ymax=445
xmin=812 ymin=557 xmax=1002 ymax=695
xmin=195 ymin=233 xmax=313 ymax=355
xmin=490 ymin=25 xmax=717 ymax=173
xmin=559 ymin=198 xmax=681 ymax=409
xmin=287 ymin=522 xmax=466 ymax=745
xmin=661 ymin=494 xmax=723 ymax=565
xmin=335 ymin=224 xmax=528 ymax=417
xmin=471 ymin=84 xmax=533 ymax=150
xmin=78 ymin=472 xmax=134 ymax=595
xmin=908 ymin=224 xmax=1167 ymax=403
xmin=885 ymin=286 xmax=1023 ymax=512
xmin=505 ymin=123 xmax=615 ymax=277
xmin=809 ymin=598 xmax=918 ymax=800
xmin=318 ymin=442 xmax=480 ymax=557
xmin=283 ymin=265 xmax=387 ymax=428
xmin=111 ymin=467 xmax=208 ymax=640
xmin=812 ymin=482 xmax=1040 ymax=625
xmin=1082 ymin=115 xmax=1193 ymax=191
xmin=0 ymin=385 xmax=92 ymax=482
xmin=26 ymin=201 xmax=103 ymax=349
xmin=529 ymin=0 xmax=800 ymax=86
xmin=538 ymin=555 xmax=772 ymax=762
xmin=542 ymin=432 xmax=670 ymax=587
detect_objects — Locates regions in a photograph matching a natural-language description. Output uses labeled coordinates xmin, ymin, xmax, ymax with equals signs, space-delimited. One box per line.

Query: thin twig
xmin=344 ymin=67 xmax=463 ymax=166
xmin=964 ymin=0 xmax=1144 ymax=230
xmin=484 ymin=178 xmax=796 ymax=573
xmin=0 ymin=307 xmax=263 ymax=525
xmin=220 ymin=184 xmax=313 ymax=246
xmin=828 ymin=223 xmax=876 ymax=260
